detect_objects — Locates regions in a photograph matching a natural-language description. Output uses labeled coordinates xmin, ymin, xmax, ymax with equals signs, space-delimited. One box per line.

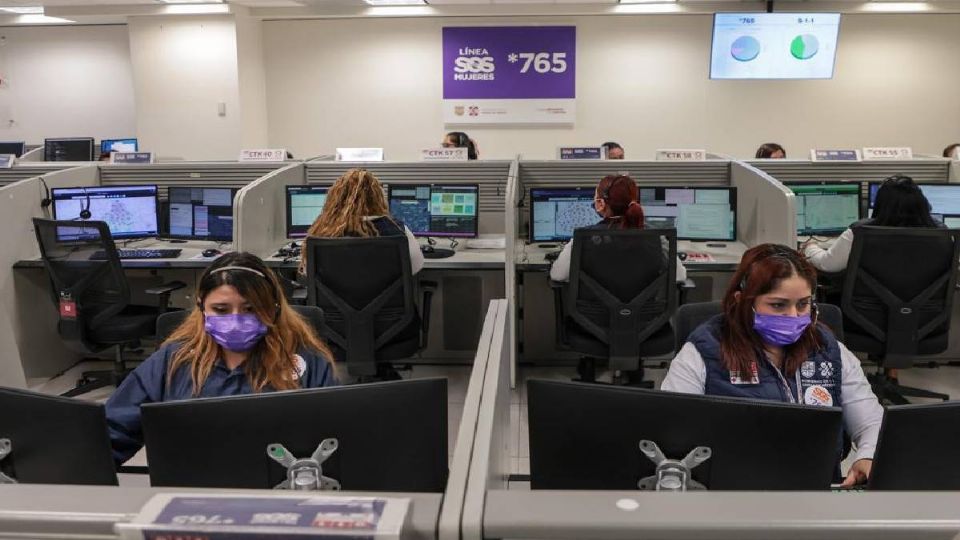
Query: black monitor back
xmin=0 ymin=387 xmax=117 ymax=485
xmin=142 ymin=378 xmax=447 ymax=492
xmin=870 ymin=401 xmax=960 ymax=490
xmin=528 ymin=379 xmax=842 ymax=490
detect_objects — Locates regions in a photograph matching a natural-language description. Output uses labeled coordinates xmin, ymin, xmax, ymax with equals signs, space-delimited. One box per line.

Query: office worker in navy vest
xmin=299 ymin=168 xmax=424 ymax=276
xmin=549 ymin=174 xmax=687 ymax=283
xmin=105 ymin=253 xmax=340 ymax=464
xmin=662 ymin=244 xmax=883 ymax=487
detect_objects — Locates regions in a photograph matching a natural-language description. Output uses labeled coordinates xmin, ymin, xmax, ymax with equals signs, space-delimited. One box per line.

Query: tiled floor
xmin=508 ymin=362 xmax=960 ymax=487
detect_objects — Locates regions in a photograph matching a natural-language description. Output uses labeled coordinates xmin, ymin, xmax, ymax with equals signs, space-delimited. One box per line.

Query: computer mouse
xmin=678 ymin=251 xmax=688 ymax=261
xmin=421 ymin=245 xmax=435 ymax=254
xmin=202 ymin=248 xmax=222 ymax=258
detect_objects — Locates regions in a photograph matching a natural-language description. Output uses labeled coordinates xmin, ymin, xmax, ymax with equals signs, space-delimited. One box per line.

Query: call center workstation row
xmin=3 ymin=151 xmax=960 ymax=538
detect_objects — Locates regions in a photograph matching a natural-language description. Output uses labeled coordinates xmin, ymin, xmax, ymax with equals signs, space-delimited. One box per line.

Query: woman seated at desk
xmin=105 ymin=252 xmax=339 ymax=464
xmin=802 ymin=175 xmax=940 ymax=273
xmin=299 ymin=167 xmax=424 ymax=275
xmin=662 ymin=244 xmax=883 ymax=487
xmin=548 ymin=174 xmax=687 ymax=283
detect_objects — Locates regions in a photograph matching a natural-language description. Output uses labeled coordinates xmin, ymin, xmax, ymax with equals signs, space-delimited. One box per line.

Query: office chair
xmin=551 ymin=228 xmax=680 ymax=386
xmin=303 ymin=235 xmax=435 ymax=380
xmin=840 ymin=226 xmax=960 ymax=404
xmin=674 ymin=301 xmax=845 ymax=349
xmin=155 ymin=305 xmax=325 ymax=344
xmin=32 ymin=219 xmax=184 ymax=398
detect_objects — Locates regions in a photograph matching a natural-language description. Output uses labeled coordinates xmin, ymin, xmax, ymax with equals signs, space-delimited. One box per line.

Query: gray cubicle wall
xmin=0 ymin=166 xmax=99 ymax=387
xmin=99 ymin=162 xmax=287 ymax=193
xmin=748 ymin=158 xmax=952 ymax=184
xmin=0 ymin=164 xmax=77 ymax=187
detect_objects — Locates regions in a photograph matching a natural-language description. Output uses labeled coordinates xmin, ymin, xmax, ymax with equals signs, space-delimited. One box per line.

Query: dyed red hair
xmin=720 ymin=244 xmax=824 ymax=376
xmin=596 ymin=174 xmax=644 ymax=229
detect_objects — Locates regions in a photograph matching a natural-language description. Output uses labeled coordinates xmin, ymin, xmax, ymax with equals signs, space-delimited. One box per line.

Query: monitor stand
xmin=268 ymin=439 xmax=340 ymax=491
xmin=637 ymin=439 xmax=711 ymax=492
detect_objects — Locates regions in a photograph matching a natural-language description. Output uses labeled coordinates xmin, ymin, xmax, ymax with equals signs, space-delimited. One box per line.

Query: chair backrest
xmin=566 ymin=228 xmax=677 ymax=368
xmin=842 ymin=226 xmax=960 ymax=358
xmin=31 ymin=218 xmax=130 ymax=351
xmin=155 ymin=305 xmax=325 ymax=345
xmin=304 ymin=235 xmax=416 ymax=376
xmin=674 ymin=302 xmax=845 ymax=349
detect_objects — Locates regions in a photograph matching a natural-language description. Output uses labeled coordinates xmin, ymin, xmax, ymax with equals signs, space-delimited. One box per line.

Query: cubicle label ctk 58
xmin=442 ymin=26 xmax=576 ymax=125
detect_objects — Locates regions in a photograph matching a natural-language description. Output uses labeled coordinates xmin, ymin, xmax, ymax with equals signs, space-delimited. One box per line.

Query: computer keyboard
xmin=90 ymin=248 xmax=182 ymax=260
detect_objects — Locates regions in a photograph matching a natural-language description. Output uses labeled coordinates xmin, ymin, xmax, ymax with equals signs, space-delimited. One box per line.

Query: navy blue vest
xmin=364 ymin=216 xmax=405 ymax=237
xmin=688 ymin=315 xmax=843 ymax=409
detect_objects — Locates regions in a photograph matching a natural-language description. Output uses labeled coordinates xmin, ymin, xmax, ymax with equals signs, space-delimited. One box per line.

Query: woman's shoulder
xmin=371 ymin=216 xmax=406 ymax=236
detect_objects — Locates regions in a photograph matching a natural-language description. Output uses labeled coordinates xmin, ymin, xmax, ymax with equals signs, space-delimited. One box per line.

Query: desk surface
xmin=0 ymin=484 xmax=441 ymax=540
xmin=264 ymin=245 xmax=505 ymax=270
xmin=483 ymin=489 xmax=960 ymax=539
xmin=516 ymin=241 xmax=747 ymax=273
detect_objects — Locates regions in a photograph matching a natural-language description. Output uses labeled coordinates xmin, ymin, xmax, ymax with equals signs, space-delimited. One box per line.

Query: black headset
xmin=78 ymin=187 xmax=92 ymax=220
xmin=737 ymin=245 xmax=819 ymax=321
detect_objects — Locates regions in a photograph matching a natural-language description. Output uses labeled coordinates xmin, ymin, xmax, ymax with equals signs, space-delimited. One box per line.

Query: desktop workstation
xmin=510 ymin=158 xmax=794 ymax=364
xmin=237 ymin=160 xmax=512 ymax=361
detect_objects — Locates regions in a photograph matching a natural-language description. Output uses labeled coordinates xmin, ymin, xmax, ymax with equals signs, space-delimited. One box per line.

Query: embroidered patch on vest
xmin=800 ymin=361 xmax=816 ymax=378
xmin=292 ymin=354 xmax=307 ymax=380
xmin=730 ymin=362 xmax=760 ymax=385
xmin=804 ymin=385 xmax=833 ymax=406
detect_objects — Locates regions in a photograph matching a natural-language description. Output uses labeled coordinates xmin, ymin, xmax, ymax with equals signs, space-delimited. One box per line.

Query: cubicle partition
xmin=235 ymin=162 xmax=306 ymax=256
xmin=464 ymin=324 xmax=960 ymax=540
xmin=0 ymin=166 xmax=99 ymax=387
xmin=16 ymin=146 xmax=44 ymax=162
xmin=0 ymin=300 xmax=510 ymax=540
xmin=0 ymin=163 xmax=78 ymax=187
xmin=730 ymin=161 xmax=796 ymax=247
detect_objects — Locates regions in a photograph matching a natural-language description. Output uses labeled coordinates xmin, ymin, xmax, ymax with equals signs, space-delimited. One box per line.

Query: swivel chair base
xmin=573 ymin=358 xmax=654 ymax=388
xmin=60 ymin=344 xmax=137 ymax=398
xmin=868 ymin=372 xmax=949 ymax=405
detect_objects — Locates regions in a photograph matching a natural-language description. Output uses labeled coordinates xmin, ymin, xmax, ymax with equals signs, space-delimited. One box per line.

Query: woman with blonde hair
xmin=300 ymin=168 xmax=423 ymax=275
xmin=105 ymin=252 xmax=338 ymax=464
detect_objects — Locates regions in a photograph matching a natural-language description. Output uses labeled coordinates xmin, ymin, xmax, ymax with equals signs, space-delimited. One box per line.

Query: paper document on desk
xmin=684 ymin=252 xmax=715 ymax=263
xmin=465 ymin=237 xmax=506 ymax=249
xmin=117 ymin=493 xmax=409 ymax=539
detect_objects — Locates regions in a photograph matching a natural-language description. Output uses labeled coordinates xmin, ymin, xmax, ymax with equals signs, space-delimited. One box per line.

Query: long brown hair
xmin=167 ymin=252 xmax=336 ymax=395
xmin=720 ymin=244 xmax=823 ymax=377
xmin=299 ymin=168 xmax=393 ymax=274
xmin=596 ymin=174 xmax=644 ymax=229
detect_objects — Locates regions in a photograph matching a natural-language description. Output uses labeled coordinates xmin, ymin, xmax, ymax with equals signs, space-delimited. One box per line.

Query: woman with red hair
xmin=549 ymin=174 xmax=686 ymax=283
xmin=662 ymin=244 xmax=882 ymax=487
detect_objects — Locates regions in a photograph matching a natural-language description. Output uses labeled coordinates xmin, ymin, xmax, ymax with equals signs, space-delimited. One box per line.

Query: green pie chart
xmin=791 ymin=34 xmax=820 ymax=60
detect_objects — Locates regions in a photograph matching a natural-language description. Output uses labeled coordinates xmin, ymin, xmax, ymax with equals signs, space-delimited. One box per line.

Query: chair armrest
xmin=677 ymin=278 xmax=696 ymax=306
xmin=144 ymin=281 xmax=186 ymax=296
xmin=418 ymin=280 xmax=438 ymax=348
xmin=549 ymin=280 xmax=567 ymax=345
xmin=292 ymin=287 xmax=308 ymax=302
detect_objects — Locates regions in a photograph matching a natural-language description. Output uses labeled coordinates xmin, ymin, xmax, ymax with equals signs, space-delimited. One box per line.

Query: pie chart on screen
xmin=791 ymin=34 xmax=820 ymax=60
xmin=730 ymin=35 xmax=761 ymax=62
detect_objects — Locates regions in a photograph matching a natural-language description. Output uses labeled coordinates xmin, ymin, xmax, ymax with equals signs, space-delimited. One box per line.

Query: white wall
xmin=235 ymin=14 xmax=269 ymax=150
xmin=0 ymin=25 xmax=135 ymax=146
xmin=128 ymin=15 xmax=243 ymax=160
xmin=262 ymin=14 xmax=960 ymax=161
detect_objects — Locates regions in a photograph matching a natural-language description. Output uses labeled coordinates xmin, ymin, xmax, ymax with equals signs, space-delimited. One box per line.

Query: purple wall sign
xmin=443 ymin=26 xmax=576 ymax=100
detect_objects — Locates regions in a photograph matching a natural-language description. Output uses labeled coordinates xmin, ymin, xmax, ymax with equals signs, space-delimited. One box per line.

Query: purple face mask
xmin=204 ymin=313 xmax=268 ymax=352
xmin=753 ymin=311 xmax=811 ymax=346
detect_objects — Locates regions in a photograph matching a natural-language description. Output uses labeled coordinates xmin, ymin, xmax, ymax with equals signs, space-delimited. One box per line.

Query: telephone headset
xmin=738 ymin=245 xmax=819 ymax=322
xmin=78 ymin=188 xmax=92 ymax=220
xmin=204 ymin=265 xmax=282 ymax=321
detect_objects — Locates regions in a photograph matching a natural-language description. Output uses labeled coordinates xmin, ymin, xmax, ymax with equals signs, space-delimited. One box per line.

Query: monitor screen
xmin=389 ymin=184 xmax=479 ymax=238
xmin=529 ymin=187 xmax=598 ymax=242
xmin=44 ymin=138 xmax=95 ymax=162
xmin=710 ymin=13 xmax=841 ymax=80
xmin=0 ymin=142 xmax=25 ymax=157
xmin=100 ymin=138 xmax=138 ymax=154
xmin=868 ymin=182 xmax=960 ymax=222
xmin=167 ymin=186 xmax=236 ymax=241
xmin=640 ymin=186 xmax=738 ymax=241
xmin=52 ymin=185 xmax=158 ymax=240
xmin=285 ymin=185 xmax=329 ymax=238
xmin=788 ymin=183 xmax=860 ymax=236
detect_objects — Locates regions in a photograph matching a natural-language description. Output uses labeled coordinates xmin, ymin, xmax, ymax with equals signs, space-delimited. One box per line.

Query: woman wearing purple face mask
xmin=662 ymin=244 xmax=883 ymax=488
xmin=105 ymin=252 xmax=339 ymax=466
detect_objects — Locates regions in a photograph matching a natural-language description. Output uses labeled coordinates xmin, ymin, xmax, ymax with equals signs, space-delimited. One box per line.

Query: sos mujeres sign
xmin=442 ymin=26 xmax=576 ymax=125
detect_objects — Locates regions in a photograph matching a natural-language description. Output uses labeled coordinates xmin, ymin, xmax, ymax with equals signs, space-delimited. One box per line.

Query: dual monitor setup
xmin=0 ymin=138 xmax=139 ymax=162
xmin=789 ymin=181 xmax=960 ymax=237
xmin=50 ymin=185 xmax=236 ymax=247
xmin=529 ymin=186 xmax=738 ymax=243
xmin=285 ymin=183 xmax=480 ymax=241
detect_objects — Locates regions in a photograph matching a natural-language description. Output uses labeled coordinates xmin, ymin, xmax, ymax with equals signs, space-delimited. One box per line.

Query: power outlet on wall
xmin=217 ymin=102 xmax=226 ymax=117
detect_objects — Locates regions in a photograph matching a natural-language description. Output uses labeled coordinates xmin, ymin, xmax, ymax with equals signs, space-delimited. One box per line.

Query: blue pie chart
xmin=730 ymin=35 xmax=761 ymax=62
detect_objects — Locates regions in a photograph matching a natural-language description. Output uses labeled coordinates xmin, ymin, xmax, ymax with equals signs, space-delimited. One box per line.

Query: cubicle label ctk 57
xmin=442 ymin=26 xmax=576 ymax=125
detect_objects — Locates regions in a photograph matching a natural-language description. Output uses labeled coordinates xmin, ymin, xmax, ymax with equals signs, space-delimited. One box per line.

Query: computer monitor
xmin=0 ymin=387 xmax=117 ymax=485
xmin=166 ymin=186 xmax=236 ymax=241
xmin=388 ymin=184 xmax=479 ymax=238
xmin=44 ymin=137 xmax=95 ymax=162
xmin=869 ymin=402 xmax=960 ymax=490
xmin=528 ymin=379 xmax=843 ymax=490
xmin=52 ymin=185 xmax=159 ymax=240
xmin=788 ymin=182 xmax=860 ymax=236
xmin=529 ymin=187 xmax=599 ymax=242
xmin=100 ymin=138 xmax=138 ymax=154
xmin=639 ymin=186 xmax=737 ymax=241
xmin=142 ymin=378 xmax=448 ymax=492
xmin=867 ymin=182 xmax=960 ymax=225
xmin=0 ymin=141 xmax=25 ymax=157
xmin=285 ymin=185 xmax=329 ymax=238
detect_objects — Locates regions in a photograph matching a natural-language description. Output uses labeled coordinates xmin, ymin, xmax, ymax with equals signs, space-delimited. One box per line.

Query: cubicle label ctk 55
xmin=442 ymin=26 xmax=576 ymax=125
